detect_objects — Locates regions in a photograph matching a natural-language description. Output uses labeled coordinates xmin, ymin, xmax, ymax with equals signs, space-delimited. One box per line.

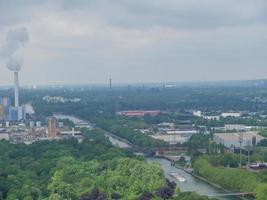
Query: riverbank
xmin=190 ymin=173 xmax=234 ymax=194
xmin=155 ymin=155 xmax=253 ymax=200
xmin=190 ymin=172 xmax=253 ymax=200
xmin=155 ymin=155 xmax=255 ymax=200
xmin=147 ymin=157 xmax=242 ymax=200
xmin=194 ymin=157 xmax=257 ymax=200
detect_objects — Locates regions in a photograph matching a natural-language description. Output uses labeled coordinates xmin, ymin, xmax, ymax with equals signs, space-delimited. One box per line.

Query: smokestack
xmin=0 ymin=28 xmax=29 ymax=108
xmin=109 ymin=78 xmax=112 ymax=89
xmin=14 ymin=71 xmax=19 ymax=107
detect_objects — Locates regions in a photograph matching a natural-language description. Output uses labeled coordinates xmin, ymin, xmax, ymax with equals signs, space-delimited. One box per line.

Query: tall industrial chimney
xmin=14 ymin=71 xmax=19 ymax=107
xmin=1 ymin=28 xmax=28 ymax=109
xmin=109 ymin=78 xmax=112 ymax=89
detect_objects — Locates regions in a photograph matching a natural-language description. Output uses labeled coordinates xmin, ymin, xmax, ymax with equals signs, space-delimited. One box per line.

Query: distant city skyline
xmin=0 ymin=0 xmax=267 ymax=85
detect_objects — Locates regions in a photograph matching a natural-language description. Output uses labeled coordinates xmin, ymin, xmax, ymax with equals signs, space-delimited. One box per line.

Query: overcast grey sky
xmin=0 ymin=0 xmax=267 ymax=86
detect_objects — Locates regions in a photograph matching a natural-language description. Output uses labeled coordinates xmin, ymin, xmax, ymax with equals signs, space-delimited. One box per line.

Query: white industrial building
xmin=213 ymin=132 xmax=264 ymax=149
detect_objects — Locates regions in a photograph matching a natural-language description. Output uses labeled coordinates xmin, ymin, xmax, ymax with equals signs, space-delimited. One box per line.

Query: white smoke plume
xmin=6 ymin=54 xmax=24 ymax=72
xmin=0 ymin=27 xmax=29 ymax=71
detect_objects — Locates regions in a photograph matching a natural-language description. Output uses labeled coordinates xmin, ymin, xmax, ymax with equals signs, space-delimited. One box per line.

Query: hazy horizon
xmin=0 ymin=0 xmax=267 ymax=86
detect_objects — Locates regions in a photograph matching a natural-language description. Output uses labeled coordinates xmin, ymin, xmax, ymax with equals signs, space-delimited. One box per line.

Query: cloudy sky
xmin=0 ymin=0 xmax=267 ymax=86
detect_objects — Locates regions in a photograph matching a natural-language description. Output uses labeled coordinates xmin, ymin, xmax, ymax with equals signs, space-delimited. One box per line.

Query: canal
xmin=56 ymin=114 xmax=243 ymax=200
xmin=106 ymin=134 xmax=241 ymax=200
xmin=146 ymin=157 xmax=240 ymax=200
xmin=106 ymin=135 xmax=242 ymax=200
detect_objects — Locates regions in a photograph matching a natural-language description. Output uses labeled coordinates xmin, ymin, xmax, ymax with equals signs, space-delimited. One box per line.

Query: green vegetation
xmin=194 ymin=156 xmax=259 ymax=192
xmin=93 ymin=117 xmax=168 ymax=147
xmin=258 ymin=130 xmax=267 ymax=138
xmin=0 ymin=129 xmax=213 ymax=200
xmin=204 ymin=153 xmax=246 ymax=168
xmin=193 ymin=154 xmax=267 ymax=199
xmin=57 ymin=118 xmax=75 ymax=128
xmin=23 ymin=87 xmax=267 ymax=115
xmin=257 ymin=139 xmax=267 ymax=147
xmin=187 ymin=134 xmax=210 ymax=154
xmin=12 ymin=86 xmax=267 ymax=199
xmin=0 ymin=129 xmax=167 ymax=200
xmin=24 ymin=86 xmax=267 ymax=148
xmin=48 ymin=158 xmax=166 ymax=199
xmin=250 ymin=147 xmax=267 ymax=161
xmin=256 ymin=184 xmax=267 ymax=200
xmin=187 ymin=134 xmax=225 ymax=156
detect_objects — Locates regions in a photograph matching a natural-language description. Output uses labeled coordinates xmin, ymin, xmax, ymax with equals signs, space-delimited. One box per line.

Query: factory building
xmin=213 ymin=132 xmax=264 ymax=149
xmin=8 ymin=106 xmax=26 ymax=121
xmin=0 ymin=97 xmax=26 ymax=121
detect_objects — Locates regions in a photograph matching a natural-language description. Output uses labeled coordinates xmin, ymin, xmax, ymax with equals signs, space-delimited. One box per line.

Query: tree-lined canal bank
xmin=146 ymin=157 xmax=243 ymax=200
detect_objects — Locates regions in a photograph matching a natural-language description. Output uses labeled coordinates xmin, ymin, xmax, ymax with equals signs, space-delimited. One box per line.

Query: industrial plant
xmin=0 ymin=62 xmax=26 ymax=122
xmin=0 ymin=28 xmax=28 ymax=121
xmin=0 ymin=28 xmax=85 ymax=145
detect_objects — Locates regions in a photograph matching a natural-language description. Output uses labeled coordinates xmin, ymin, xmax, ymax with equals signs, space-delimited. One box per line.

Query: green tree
xmin=256 ymin=184 xmax=267 ymax=200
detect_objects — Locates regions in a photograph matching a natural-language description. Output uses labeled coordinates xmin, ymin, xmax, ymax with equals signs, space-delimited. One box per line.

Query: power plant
xmin=3 ymin=55 xmax=26 ymax=121
xmin=0 ymin=63 xmax=25 ymax=121
xmin=0 ymin=28 xmax=28 ymax=121
xmin=6 ymin=52 xmax=24 ymax=108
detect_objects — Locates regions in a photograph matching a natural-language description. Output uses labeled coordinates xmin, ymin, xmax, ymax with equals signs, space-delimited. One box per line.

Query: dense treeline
xmin=26 ymin=86 xmax=267 ymax=148
xmin=0 ymin=129 xmax=213 ymax=200
xmin=193 ymin=155 xmax=267 ymax=199
xmin=25 ymin=86 xmax=267 ymax=120
xmin=0 ymin=129 xmax=167 ymax=199
xmin=48 ymin=157 xmax=167 ymax=199
xmin=92 ymin=117 xmax=168 ymax=147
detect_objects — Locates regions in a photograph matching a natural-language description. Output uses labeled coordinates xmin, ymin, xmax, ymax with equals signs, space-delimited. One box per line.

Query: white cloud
xmin=0 ymin=0 xmax=267 ymax=85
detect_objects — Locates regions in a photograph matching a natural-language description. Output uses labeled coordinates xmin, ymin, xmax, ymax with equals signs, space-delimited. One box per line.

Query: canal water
xmin=146 ymin=157 xmax=240 ymax=200
xmin=106 ymin=135 xmax=131 ymax=148
xmin=53 ymin=114 xmax=131 ymax=148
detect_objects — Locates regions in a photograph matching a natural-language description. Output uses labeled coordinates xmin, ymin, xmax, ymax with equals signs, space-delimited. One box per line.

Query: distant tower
xmin=48 ymin=117 xmax=57 ymax=138
xmin=109 ymin=78 xmax=112 ymax=89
